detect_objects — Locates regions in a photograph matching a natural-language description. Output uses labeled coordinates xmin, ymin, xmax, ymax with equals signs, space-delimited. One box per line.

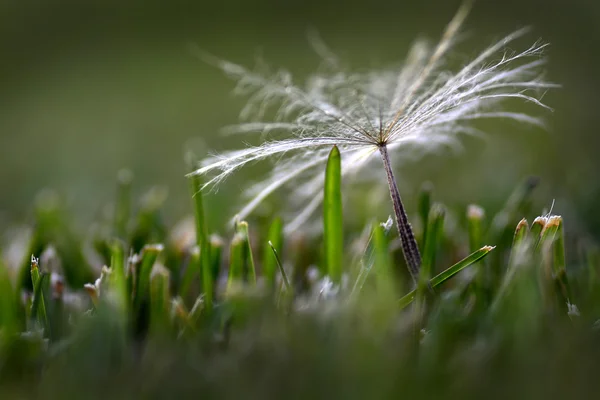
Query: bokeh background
xmin=1 ymin=0 xmax=599 ymax=238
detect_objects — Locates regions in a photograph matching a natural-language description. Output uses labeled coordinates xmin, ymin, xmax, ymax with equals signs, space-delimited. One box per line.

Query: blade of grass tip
xmin=134 ymin=244 xmax=164 ymax=310
xmin=530 ymin=216 xmax=546 ymax=246
xmin=489 ymin=177 xmax=538 ymax=276
xmin=126 ymin=251 xmax=138 ymax=305
xmin=269 ymin=241 xmax=291 ymax=291
xmin=372 ymin=220 xmax=397 ymax=299
xmin=415 ymin=204 xmax=445 ymax=315
xmin=468 ymin=204 xmax=487 ymax=301
xmin=110 ymin=239 xmax=128 ymax=306
xmin=324 ymin=145 xmax=343 ymax=283
xmin=491 ymin=220 xmax=534 ymax=313
xmin=30 ymin=256 xmax=49 ymax=333
xmin=417 ymin=182 xmax=433 ymax=252
xmin=236 ymin=221 xmax=256 ymax=285
xmin=204 ymin=235 xmax=223 ymax=309
xmin=227 ymin=233 xmax=246 ymax=293
xmin=179 ymin=245 xmax=200 ymax=301
xmin=551 ymin=217 xmax=572 ymax=307
xmin=398 ymin=246 xmax=494 ymax=309
xmin=114 ymin=169 xmax=133 ymax=239
xmin=209 ymin=235 xmax=223 ymax=284
xmin=536 ymin=215 xmax=560 ymax=251
xmin=507 ymin=219 xmax=530 ymax=268
xmin=467 ymin=205 xmax=485 ymax=253
xmin=264 ymin=217 xmax=284 ymax=286
xmin=150 ymin=265 xmax=171 ymax=335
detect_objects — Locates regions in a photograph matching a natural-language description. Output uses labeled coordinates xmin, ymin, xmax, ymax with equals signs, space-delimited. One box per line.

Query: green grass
xmin=1 ymin=147 xmax=600 ymax=399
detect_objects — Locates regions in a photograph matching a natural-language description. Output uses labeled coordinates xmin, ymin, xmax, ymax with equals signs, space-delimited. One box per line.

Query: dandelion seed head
xmin=192 ymin=4 xmax=556 ymax=227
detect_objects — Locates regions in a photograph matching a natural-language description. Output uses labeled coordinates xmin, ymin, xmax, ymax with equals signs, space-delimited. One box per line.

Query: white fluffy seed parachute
xmin=189 ymin=2 xmax=557 ymax=231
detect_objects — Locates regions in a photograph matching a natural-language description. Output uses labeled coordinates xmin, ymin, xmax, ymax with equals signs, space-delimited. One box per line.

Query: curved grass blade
xmin=398 ymin=245 xmax=495 ymax=309
xmin=264 ymin=217 xmax=283 ymax=285
xmin=269 ymin=241 xmax=291 ymax=291
xmin=324 ymin=145 xmax=343 ymax=283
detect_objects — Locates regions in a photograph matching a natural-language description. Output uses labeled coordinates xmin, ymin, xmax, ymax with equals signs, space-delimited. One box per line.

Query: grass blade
xmin=30 ymin=256 xmax=49 ymax=333
xmin=134 ymin=244 xmax=164 ymax=310
xmin=415 ymin=204 xmax=445 ymax=311
xmin=236 ymin=221 xmax=256 ymax=285
xmin=179 ymin=245 xmax=200 ymax=301
xmin=227 ymin=233 xmax=245 ymax=292
xmin=189 ymin=173 xmax=213 ymax=310
xmin=264 ymin=217 xmax=283 ymax=285
xmin=269 ymin=241 xmax=291 ymax=291
xmin=324 ymin=145 xmax=343 ymax=283
xmin=467 ymin=205 xmax=485 ymax=253
xmin=150 ymin=265 xmax=171 ymax=335
xmin=399 ymin=246 xmax=494 ymax=309
xmin=417 ymin=182 xmax=433 ymax=252
xmin=109 ymin=239 xmax=128 ymax=307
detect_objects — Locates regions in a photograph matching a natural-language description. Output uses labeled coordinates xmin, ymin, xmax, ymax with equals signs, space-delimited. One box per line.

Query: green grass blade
xmin=236 ymin=221 xmax=256 ymax=285
xmin=269 ymin=241 xmax=291 ymax=291
xmin=537 ymin=216 xmax=560 ymax=251
xmin=417 ymin=182 xmax=433 ymax=252
xmin=110 ymin=239 xmax=127 ymax=289
xmin=468 ymin=204 xmax=488 ymax=300
xmin=189 ymin=173 xmax=213 ymax=310
xmin=507 ymin=219 xmax=529 ymax=267
xmin=189 ymin=174 xmax=209 ymax=248
xmin=30 ymin=256 xmax=49 ymax=332
xmin=179 ymin=245 xmax=200 ymax=301
xmin=324 ymin=145 xmax=343 ymax=283
xmin=227 ymin=233 xmax=245 ymax=292
xmin=550 ymin=217 xmax=572 ymax=309
xmin=467 ymin=205 xmax=485 ymax=253
xmin=398 ymin=246 xmax=494 ymax=309
xmin=372 ymin=220 xmax=398 ymax=300
xmin=150 ymin=265 xmax=171 ymax=335
xmin=134 ymin=244 xmax=163 ymax=310
xmin=264 ymin=217 xmax=283 ymax=285
xmin=203 ymin=235 xmax=223 ymax=309
xmin=415 ymin=204 xmax=445 ymax=309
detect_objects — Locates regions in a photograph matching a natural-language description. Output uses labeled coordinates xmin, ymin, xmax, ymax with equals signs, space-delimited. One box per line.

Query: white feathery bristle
xmin=193 ymin=4 xmax=556 ymax=229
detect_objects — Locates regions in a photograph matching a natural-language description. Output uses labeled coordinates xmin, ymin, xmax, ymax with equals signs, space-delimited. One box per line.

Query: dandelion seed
xmin=190 ymin=2 xmax=556 ymax=282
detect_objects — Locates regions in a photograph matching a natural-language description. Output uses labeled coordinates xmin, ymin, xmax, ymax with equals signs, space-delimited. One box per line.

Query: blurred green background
xmin=1 ymin=0 xmax=599 ymax=237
